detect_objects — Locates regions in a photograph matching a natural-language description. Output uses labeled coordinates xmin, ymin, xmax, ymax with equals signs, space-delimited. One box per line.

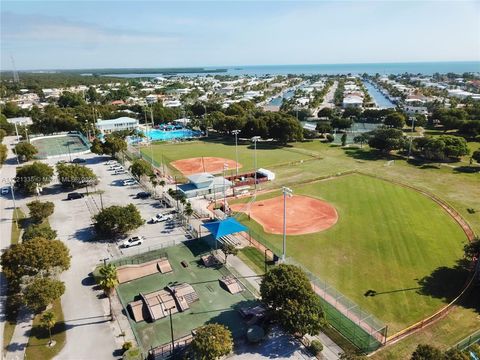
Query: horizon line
xmin=2 ymin=60 xmax=479 ymax=73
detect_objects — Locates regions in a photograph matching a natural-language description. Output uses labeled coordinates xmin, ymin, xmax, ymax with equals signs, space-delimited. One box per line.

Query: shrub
xmin=309 ymin=340 xmax=323 ymax=355
xmin=122 ymin=341 xmax=133 ymax=352
xmin=326 ymin=134 xmax=335 ymax=143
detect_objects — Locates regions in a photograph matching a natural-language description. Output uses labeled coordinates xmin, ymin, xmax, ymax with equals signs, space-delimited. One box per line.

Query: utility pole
xmin=282 ymin=187 xmax=293 ymax=262
xmin=10 ymin=181 xmax=18 ymax=230
xmin=251 ymin=136 xmax=260 ymax=191
xmin=407 ymin=116 xmax=416 ymax=159
xmin=232 ymin=130 xmax=241 ymax=176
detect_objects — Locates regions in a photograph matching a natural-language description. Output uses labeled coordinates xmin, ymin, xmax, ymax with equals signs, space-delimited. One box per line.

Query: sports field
xmin=31 ymin=134 xmax=90 ymax=158
xmin=139 ymin=139 xmax=316 ymax=176
xmin=231 ymin=173 xmax=469 ymax=335
xmin=116 ymin=240 xmax=257 ymax=352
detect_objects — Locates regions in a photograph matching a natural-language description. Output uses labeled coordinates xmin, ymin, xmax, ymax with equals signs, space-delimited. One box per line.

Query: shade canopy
xmin=202 ymin=217 xmax=248 ymax=239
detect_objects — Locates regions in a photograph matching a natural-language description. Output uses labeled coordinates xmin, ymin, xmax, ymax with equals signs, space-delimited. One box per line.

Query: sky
xmin=1 ymin=0 xmax=479 ymax=70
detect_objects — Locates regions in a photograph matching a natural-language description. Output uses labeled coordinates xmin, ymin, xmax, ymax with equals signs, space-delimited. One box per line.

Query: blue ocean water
xmin=108 ymin=61 xmax=480 ymax=78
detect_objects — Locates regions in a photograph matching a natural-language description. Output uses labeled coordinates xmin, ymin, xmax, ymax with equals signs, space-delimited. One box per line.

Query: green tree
xmin=22 ymin=223 xmax=58 ymax=241
xmin=331 ymin=116 xmax=353 ymax=131
xmin=27 ymin=200 xmax=55 ymax=223
xmin=102 ymin=135 xmax=127 ymax=157
xmin=471 ymin=150 xmax=480 ymax=164
xmin=1 ymin=237 xmax=71 ymax=285
xmin=353 ymin=133 xmax=370 ymax=148
xmin=443 ymin=349 xmax=469 ymax=360
xmin=183 ymin=202 xmax=194 ymax=224
xmin=341 ymin=133 xmax=347 ymax=146
xmin=90 ymin=138 xmax=105 ymax=155
xmin=190 ymin=323 xmax=233 ymax=360
xmin=0 ymin=128 xmax=7 ymax=142
xmin=316 ymin=122 xmax=331 ymax=134
xmin=410 ymin=344 xmax=442 ymax=360
xmin=219 ymin=243 xmax=238 ymax=264
xmin=22 ymin=276 xmax=65 ymax=313
xmin=98 ymin=264 xmax=118 ymax=319
xmin=0 ymin=144 xmax=7 ymax=165
xmin=93 ymin=204 xmax=144 ymax=238
xmin=58 ymin=91 xmax=85 ymax=108
xmin=14 ymin=142 xmax=38 ymax=161
xmin=56 ymin=163 xmax=98 ymax=188
xmin=130 ymin=159 xmax=153 ymax=179
xmin=413 ymin=135 xmax=469 ymax=161
xmin=384 ymin=112 xmax=406 ymax=129
xmin=15 ymin=161 xmax=54 ymax=194
xmin=260 ymin=264 xmax=324 ymax=337
xmin=40 ymin=310 xmax=56 ymax=346
xmin=367 ymin=128 xmax=406 ymax=153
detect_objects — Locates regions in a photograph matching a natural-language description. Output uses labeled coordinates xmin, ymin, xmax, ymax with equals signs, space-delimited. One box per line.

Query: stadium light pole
xmin=223 ymin=162 xmax=229 ymax=217
xmin=167 ymin=306 xmax=176 ymax=355
xmin=251 ymin=136 xmax=261 ymax=191
xmin=282 ymin=186 xmax=293 ymax=262
xmin=232 ymin=130 xmax=241 ymax=176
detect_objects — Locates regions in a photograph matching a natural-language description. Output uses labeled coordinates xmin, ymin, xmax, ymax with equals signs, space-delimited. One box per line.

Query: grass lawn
xmin=2 ymin=208 xmax=27 ymax=351
xmin=25 ymin=298 xmax=66 ymax=360
xmin=116 ymin=240 xmax=257 ymax=352
xmin=232 ymin=173 xmax=468 ymax=335
xmin=140 ymin=138 xmax=315 ymax=176
xmin=237 ymin=247 xmax=270 ymax=275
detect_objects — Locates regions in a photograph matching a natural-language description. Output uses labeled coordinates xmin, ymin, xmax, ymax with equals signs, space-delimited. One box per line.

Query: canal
xmin=363 ymin=80 xmax=395 ymax=109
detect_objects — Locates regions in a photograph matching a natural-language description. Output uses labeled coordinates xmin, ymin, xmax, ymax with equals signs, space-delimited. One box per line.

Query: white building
xmin=163 ymin=100 xmax=182 ymax=108
xmin=343 ymin=95 xmax=363 ymax=108
xmin=95 ymin=117 xmax=139 ymax=134
xmin=145 ymin=94 xmax=158 ymax=104
xmin=7 ymin=117 xmax=33 ymax=126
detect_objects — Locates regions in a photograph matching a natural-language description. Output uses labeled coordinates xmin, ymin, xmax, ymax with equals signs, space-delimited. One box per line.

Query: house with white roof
xmin=95 ymin=117 xmax=139 ymax=134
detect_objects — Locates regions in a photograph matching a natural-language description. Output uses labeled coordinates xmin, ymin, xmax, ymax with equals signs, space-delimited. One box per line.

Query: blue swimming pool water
xmin=144 ymin=128 xmax=201 ymax=141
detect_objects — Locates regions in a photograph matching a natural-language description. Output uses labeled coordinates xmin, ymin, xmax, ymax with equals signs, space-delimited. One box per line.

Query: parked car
xmin=105 ymin=160 xmax=117 ymax=165
xmin=151 ymin=213 xmax=174 ymax=223
xmin=1 ymin=187 xmax=10 ymax=195
xmin=123 ymin=179 xmax=137 ymax=186
xmin=110 ymin=165 xmax=123 ymax=171
xmin=67 ymin=192 xmax=84 ymax=200
xmin=136 ymin=192 xmax=151 ymax=199
xmin=121 ymin=236 xmax=144 ymax=248
xmin=114 ymin=169 xmax=127 ymax=175
xmin=72 ymin=158 xmax=86 ymax=164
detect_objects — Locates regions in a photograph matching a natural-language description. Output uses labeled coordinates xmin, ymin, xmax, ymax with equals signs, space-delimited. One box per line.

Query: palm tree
xmin=99 ymin=264 xmax=118 ymax=321
xmin=183 ymin=202 xmax=194 ymax=225
xmin=150 ymin=174 xmax=158 ymax=197
xmin=40 ymin=310 xmax=56 ymax=346
xmin=159 ymin=180 xmax=166 ymax=194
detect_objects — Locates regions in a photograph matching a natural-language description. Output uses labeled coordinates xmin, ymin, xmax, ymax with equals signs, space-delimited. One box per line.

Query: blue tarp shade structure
xmin=202 ymin=218 xmax=248 ymax=239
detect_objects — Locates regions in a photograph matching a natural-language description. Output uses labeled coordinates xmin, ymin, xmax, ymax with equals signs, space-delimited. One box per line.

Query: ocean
xmin=105 ymin=61 xmax=480 ymax=78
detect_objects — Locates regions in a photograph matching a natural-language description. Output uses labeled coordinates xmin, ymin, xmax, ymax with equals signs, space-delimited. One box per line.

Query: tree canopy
xmin=1 ymin=237 xmax=70 ymax=285
xmin=22 ymin=276 xmax=65 ymax=313
xmin=27 ymin=200 xmax=55 ymax=223
xmin=412 ymin=135 xmax=469 ymax=161
xmin=14 ymin=141 xmax=38 ymax=161
xmin=190 ymin=323 xmax=233 ymax=360
xmin=22 ymin=223 xmax=58 ymax=242
xmin=367 ymin=128 xmax=406 ymax=153
xmin=260 ymin=264 xmax=324 ymax=337
xmin=129 ymin=158 xmax=153 ymax=179
xmin=384 ymin=112 xmax=406 ymax=129
xmin=56 ymin=163 xmax=98 ymax=188
xmin=15 ymin=161 xmax=54 ymax=194
xmin=93 ymin=204 xmax=144 ymax=238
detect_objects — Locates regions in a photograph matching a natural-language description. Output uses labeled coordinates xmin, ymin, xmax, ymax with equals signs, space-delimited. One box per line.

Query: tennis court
xmin=31 ymin=134 xmax=90 ymax=158
xmin=116 ymin=240 xmax=258 ymax=352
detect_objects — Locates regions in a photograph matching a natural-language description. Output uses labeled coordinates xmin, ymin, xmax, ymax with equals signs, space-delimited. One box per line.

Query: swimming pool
xmin=144 ymin=128 xmax=201 ymax=141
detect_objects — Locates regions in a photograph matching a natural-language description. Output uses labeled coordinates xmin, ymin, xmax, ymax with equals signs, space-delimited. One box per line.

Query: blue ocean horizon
xmin=106 ymin=61 xmax=480 ymax=78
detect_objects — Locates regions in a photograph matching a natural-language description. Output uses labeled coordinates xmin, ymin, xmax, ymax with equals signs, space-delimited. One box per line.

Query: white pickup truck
xmin=150 ymin=213 xmax=174 ymax=223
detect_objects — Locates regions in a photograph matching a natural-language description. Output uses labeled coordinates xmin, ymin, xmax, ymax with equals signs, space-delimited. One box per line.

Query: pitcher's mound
xmin=231 ymin=195 xmax=338 ymax=235
xmin=171 ymin=157 xmax=241 ymax=175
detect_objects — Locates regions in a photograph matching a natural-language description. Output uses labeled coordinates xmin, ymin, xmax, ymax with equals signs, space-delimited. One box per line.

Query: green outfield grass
xmin=139 ymin=138 xmax=316 ymax=176
xmin=116 ymin=240 xmax=257 ymax=352
xmin=232 ymin=173 xmax=469 ymax=335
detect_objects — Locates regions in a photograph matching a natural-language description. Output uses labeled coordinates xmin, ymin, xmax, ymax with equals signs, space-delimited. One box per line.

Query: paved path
xmin=1 ymin=136 xmax=34 ymax=360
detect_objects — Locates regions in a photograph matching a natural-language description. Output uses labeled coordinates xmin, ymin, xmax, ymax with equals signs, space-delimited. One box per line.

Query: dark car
xmin=72 ymin=158 xmax=86 ymax=164
xmin=136 ymin=192 xmax=151 ymax=199
xmin=67 ymin=192 xmax=84 ymax=200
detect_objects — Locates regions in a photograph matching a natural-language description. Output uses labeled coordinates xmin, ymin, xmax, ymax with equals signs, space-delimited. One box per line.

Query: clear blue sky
xmin=1 ymin=0 xmax=479 ymax=70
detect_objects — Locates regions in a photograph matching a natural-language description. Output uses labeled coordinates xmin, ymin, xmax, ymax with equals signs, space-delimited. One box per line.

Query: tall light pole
xmin=167 ymin=306 xmax=176 ymax=355
xmin=407 ymin=116 xmax=416 ymax=159
xmin=282 ymin=186 xmax=293 ymax=262
xmin=223 ymin=162 xmax=228 ymax=216
xmin=232 ymin=130 xmax=241 ymax=176
xmin=10 ymin=180 xmax=18 ymax=230
xmin=251 ymin=136 xmax=261 ymax=191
